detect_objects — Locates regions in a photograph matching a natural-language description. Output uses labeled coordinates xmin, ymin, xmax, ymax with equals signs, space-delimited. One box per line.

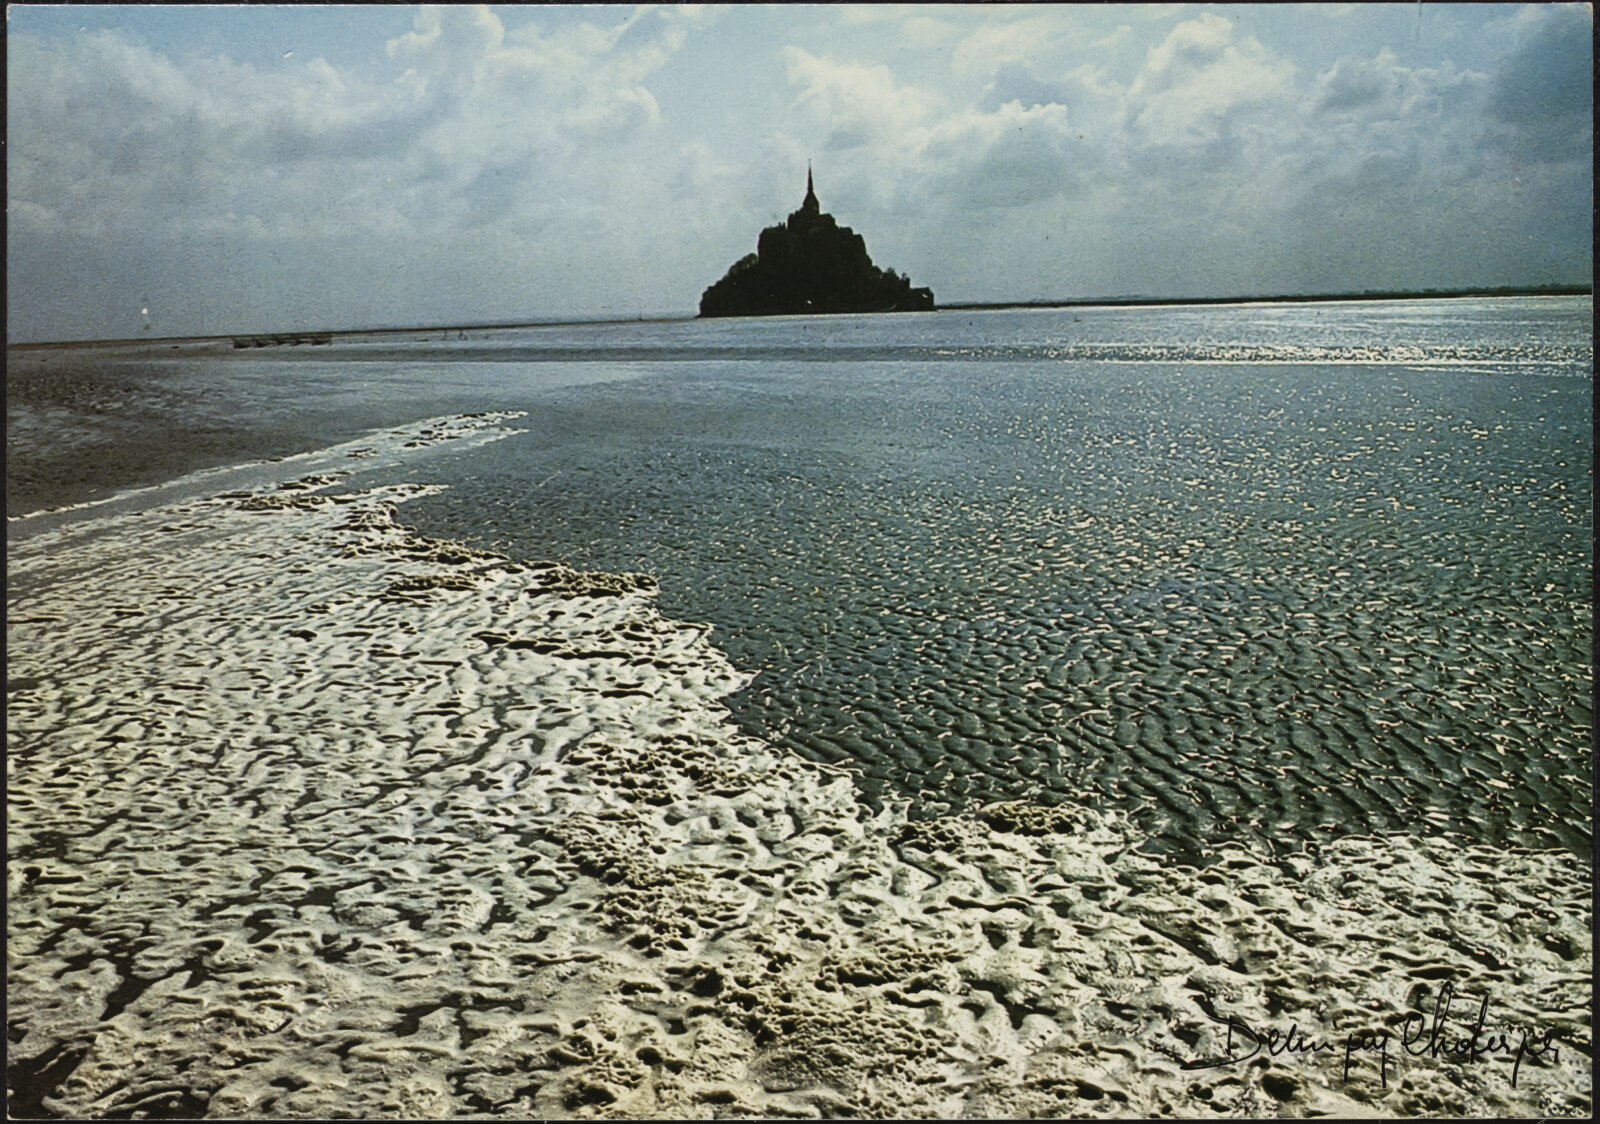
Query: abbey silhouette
xmin=698 ymin=167 xmax=934 ymax=317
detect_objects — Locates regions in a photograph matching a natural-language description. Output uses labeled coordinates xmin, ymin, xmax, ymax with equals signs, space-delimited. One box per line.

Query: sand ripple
xmin=6 ymin=419 xmax=1592 ymax=1118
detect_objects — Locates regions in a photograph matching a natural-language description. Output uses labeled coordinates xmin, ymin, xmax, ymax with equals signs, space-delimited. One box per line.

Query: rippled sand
xmin=400 ymin=352 xmax=1593 ymax=860
xmin=7 ymin=416 xmax=1591 ymax=1118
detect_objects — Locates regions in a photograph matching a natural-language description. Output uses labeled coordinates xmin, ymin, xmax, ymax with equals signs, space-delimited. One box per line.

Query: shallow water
xmin=10 ymin=298 xmax=1593 ymax=861
xmin=6 ymin=305 xmax=1594 ymax=1115
xmin=9 ymin=457 xmax=1589 ymax=1118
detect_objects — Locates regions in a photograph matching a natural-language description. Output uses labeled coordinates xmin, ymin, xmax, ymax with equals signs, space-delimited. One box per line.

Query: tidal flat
xmin=7 ymin=298 xmax=1593 ymax=1117
xmin=7 ymin=410 xmax=1591 ymax=1118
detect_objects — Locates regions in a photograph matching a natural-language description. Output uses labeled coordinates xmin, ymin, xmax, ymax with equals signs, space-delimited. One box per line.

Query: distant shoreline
xmin=936 ymin=284 xmax=1594 ymax=312
xmin=9 ymin=284 xmax=1590 ymax=350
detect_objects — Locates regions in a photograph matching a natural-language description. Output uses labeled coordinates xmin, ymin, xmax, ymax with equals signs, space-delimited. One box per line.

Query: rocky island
xmin=699 ymin=168 xmax=934 ymax=317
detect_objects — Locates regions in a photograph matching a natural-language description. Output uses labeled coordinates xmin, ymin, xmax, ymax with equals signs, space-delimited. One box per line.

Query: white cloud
xmin=951 ymin=13 xmax=1078 ymax=78
xmin=1309 ymin=48 xmax=1403 ymax=116
xmin=914 ymin=99 xmax=1081 ymax=209
xmin=7 ymin=4 xmax=698 ymax=248
xmin=1126 ymin=13 xmax=1295 ymax=146
xmin=829 ymin=4 xmax=958 ymax=48
xmin=782 ymin=46 xmax=943 ymax=154
xmin=385 ymin=3 xmax=505 ymax=90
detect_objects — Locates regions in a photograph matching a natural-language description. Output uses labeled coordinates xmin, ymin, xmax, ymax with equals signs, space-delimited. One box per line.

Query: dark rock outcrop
xmin=699 ymin=170 xmax=934 ymax=318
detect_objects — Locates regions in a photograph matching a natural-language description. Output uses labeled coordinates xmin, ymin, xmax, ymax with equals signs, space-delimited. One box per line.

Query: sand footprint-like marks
xmin=6 ymin=421 xmax=1592 ymax=1118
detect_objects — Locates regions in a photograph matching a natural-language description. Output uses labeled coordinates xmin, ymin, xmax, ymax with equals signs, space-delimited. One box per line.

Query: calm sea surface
xmin=10 ymin=298 xmax=1593 ymax=861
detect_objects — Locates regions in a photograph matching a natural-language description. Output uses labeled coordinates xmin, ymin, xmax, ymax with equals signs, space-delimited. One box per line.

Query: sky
xmin=7 ymin=3 xmax=1593 ymax=341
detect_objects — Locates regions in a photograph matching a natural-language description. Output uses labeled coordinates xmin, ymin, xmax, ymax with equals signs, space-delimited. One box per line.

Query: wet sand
xmin=7 ymin=415 xmax=1591 ymax=1118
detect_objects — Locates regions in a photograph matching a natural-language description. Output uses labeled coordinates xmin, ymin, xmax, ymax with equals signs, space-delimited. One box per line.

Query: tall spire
xmin=801 ymin=161 xmax=819 ymax=215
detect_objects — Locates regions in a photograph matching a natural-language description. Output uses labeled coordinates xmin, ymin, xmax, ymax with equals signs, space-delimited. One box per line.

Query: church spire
xmin=801 ymin=161 xmax=819 ymax=215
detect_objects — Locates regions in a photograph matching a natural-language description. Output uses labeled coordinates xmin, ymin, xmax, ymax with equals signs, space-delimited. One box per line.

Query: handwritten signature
xmin=1181 ymin=982 xmax=1562 ymax=1089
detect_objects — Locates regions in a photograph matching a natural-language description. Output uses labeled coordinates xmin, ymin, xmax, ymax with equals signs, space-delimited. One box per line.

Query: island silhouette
xmin=699 ymin=167 xmax=934 ymax=318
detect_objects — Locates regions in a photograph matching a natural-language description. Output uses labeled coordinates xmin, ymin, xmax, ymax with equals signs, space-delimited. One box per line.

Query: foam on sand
xmin=7 ymin=415 xmax=1591 ymax=1118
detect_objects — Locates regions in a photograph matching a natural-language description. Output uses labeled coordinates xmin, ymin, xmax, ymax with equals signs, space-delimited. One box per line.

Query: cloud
xmin=6 ymin=4 xmax=1590 ymax=340
xmin=981 ymin=61 xmax=1096 ymax=113
xmin=6 ymin=6 xmax=722 ymax=338
xmin=1310 ymin=48 xmax=1402 ymax=115
xmin=775 ymin=2 xmax=1590 ymax=302
xmin=1126 ymin=13 xmax=1295 ymax=146
xmin=1483 ymin=3 xmax=1592 ymax=165
xmin=927 ymin=100 xmax=1080 ymax=209
xmin=951 ymin=13 xmax=1078 ymax=78
xmin=10 ymin=29 xmax=429 ymax=241
xmin=385 ymin=3 xmax=505 ymax=97
xmin=782 ymin=46 xmax=943 ymax=154
xmin=1300 ymin=52 xmax=1484 ymax=173
xmin=7 ymin=5 xmax=697 ymax=248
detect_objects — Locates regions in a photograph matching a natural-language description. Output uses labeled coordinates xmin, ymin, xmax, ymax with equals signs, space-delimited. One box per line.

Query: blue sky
xmin=7 ymin=3 xmax=1592 ymax=340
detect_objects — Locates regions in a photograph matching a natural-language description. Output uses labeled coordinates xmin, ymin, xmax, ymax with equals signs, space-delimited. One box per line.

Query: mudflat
xmin=7 ymin=414 xmax=1590 ymax=1118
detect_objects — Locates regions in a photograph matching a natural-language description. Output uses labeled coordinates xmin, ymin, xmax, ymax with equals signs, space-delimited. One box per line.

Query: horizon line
xmin=9 ymin=283 xmax=1592 ymax=349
